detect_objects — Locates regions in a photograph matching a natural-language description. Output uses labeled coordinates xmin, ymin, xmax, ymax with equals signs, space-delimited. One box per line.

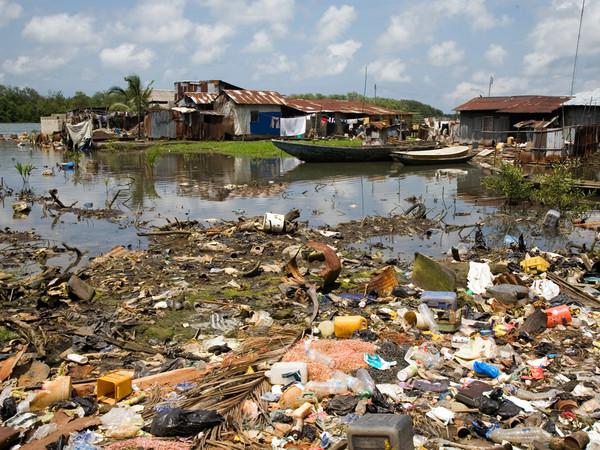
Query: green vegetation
xmin=482 ymin=163 xmax=533 ymax=203
xmin=0 ymin=325 xmax=19 ymax=344
xmin=533 ymin=164 xmax=588 ymax=215
xmin=483 ymin=163 xmax=589 ymax=216
xmin=15 ymin=162 xmax=33 ymax=183
xmin=108 ymin=75 xmax=154 ymax=138
xmin=289 ymin=92 xmax=444 ymax=122
xmin=0 ymin=85 xmax=115 ymax=122
xmin=144 ymin=138 xmax=362 ymax=159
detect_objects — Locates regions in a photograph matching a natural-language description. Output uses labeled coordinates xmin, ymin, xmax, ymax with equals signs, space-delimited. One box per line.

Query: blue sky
xmin=1 ymin=0 xmax=599 ymax=112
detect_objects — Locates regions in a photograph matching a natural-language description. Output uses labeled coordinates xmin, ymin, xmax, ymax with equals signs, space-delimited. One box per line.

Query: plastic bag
xmin=150 ymin=408 xmax=224 ymax=437
xmin=530 ymin=279 xmax=560 ymax=300
xmin=101 ymin=407 xmax=144 ymax=439
xmin=467 ymin=262 xmax=494 ymax=295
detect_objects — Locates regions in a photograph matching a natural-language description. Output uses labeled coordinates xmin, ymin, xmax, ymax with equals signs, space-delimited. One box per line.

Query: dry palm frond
xmin=172 ymin=328 xmax=302 ymax=448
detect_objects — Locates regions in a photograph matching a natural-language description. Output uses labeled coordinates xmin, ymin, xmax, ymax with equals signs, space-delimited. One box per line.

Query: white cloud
xmin=0 ymin=0 xmax=21 ymax=27
xmin=523 ymin=1 xmax=600 ymax=76
xmin=23 ymin=13 xmax=96 ymax=44
xmin=301 ymin=39 xmax=362 ymax=78
xmin=428 ymin=41 xmax=465 ymax=66
xmin=377 ymin=0 xmax=508 ymax=50
xmin=245 ymin=31 xmax=272 ymax=53
xmin=446 ymin=71 xmax=529 ymax=102
xmin=316 ymin=4 xmax=356 ymax=42
xmin=3 ymin=54 xmax=70 ymax=74
xmin=485 ymin=44 xmax=507 ymax=64
xmin=99 ymin=43 xmax=155 ymax=69
xmin=198 ymin=0 xmax=294 ymax=34
xmin=438 ymin=0 xmax=509 ymax=30
xmin=0 ymin=72 xmax=5 ymax=82
xmin=253 ymin=53 xmax=296 ymax=79
xmin=192 ymin=23 xmax=234 ymax=64
xmin=369 ymin=59 xmax=410 ymax=83
xmin=131 ymin=0 xmax=193 ymax=43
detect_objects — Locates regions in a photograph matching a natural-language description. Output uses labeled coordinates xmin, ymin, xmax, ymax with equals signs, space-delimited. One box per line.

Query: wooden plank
xmin=20 ymin=417 xmax=101 ymax=450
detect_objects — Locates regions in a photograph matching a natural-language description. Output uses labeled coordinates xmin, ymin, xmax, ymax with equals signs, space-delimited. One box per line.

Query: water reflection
xmin=3 ymin=142 xmax=589 ymax=259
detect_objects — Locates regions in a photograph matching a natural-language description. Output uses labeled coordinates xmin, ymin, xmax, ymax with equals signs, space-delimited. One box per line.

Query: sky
xmin=0 ymin=0 xmax=599 ymax=112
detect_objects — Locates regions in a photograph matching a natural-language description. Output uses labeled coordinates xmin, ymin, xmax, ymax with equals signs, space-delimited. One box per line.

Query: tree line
xmin=289 ymin=92 xmax=445 ymax=122
xmin=0 ymin=85 xmax=116 ymax=123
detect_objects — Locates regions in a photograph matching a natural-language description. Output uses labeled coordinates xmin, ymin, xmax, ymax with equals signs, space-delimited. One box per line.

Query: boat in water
xmin=391 ymin=146 xmax=475 ymax=165
xmin=271 ymin=139 xmax=437 ymax=163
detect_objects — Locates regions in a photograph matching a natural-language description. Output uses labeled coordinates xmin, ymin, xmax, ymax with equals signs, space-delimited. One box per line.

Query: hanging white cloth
xmin=280 ymin=117 xmax=306 ymax=136
xmin=66 ymin=119 xmax=93 ymax=148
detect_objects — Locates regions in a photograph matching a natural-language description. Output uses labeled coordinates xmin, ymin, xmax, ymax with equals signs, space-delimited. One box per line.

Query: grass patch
xmin=146 ymin=141 xmax=284 ymax=158
xmin=146 ymin=138 xmax=364 ymax=159
xmin=0 ymin=325 xmax=19 ymax=344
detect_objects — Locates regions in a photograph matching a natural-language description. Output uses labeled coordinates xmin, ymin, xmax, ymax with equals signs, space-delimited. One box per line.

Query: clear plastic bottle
xmin=332 ymin=371 xmax=366 ymax=394
xmin=488 ymin=426 xmax=552 ymax=444
xmin=304 ymin=341 xmax=335 ymax=368
xmin=305 ymin=379 xmax=347 ymax=396
xmin=405 ymin=345 xmax=441 ymax=369
xmin=355 ymin=369 xmax=376 ymax=395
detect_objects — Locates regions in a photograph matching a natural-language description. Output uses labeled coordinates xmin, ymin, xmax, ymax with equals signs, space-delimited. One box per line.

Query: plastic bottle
xmin=412 ymin=379 xmax=450 ymax=393
xmin=304 ymin=341 xmax=335 ymax=368
xmin=333 ymin=371 xmax=366 ymax=394
xmin=355 ymin=369 xmax=376 ymax=396
xmin=305 ymin=380 xmax=347 ymax=396
xmin=397 ymin=365 xmax=418 ymax=382
xmin=488 ymin=426 xmax=552 ymax=444
xmin=405 ymin=345 xmax=442 ymax=369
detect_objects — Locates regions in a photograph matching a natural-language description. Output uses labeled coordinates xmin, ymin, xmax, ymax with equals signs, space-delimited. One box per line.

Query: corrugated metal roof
xmin=454 ymin=95 xmax=569 ymax=113
xmin=184 ymin=92 xmax=218 ymax=105
xmin=223 ymin=89 xmax=287 ymax=105
xmin=563 ymin=88 xmax=600 ymax=106
xmin=149 ymin=89 xmax=175 ymax=103
xmin=286 ymin=98 xmax=406 ymax=116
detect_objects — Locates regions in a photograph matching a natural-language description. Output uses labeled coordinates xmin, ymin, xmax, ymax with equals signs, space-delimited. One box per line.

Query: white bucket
xmin=263 ymin=212 xmax=285 ymax=233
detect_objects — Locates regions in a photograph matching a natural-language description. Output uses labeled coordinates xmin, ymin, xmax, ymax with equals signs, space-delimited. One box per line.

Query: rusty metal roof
xmin=184 ymin=92 xmax=218 ymax=105
xmin=285 ymin=98 xmax=408 ymax=116
xmin=454 ymin=95 xmax=570 ymax=113
xmin=223 ymin=89 xmax=287 ymax=105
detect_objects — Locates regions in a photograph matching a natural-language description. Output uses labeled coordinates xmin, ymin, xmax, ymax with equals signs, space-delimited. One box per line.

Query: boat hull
xmin=271 ymin=140 xmax=437 ymax=163
xmin=391 ymin=153 xmax=475 ymax=165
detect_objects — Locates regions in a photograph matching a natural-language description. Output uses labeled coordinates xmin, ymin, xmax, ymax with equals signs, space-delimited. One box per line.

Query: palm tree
xmin=108 ymin=75 xmax=154 ymax=138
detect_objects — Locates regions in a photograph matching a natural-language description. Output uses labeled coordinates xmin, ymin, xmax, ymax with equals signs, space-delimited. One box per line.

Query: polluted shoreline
xmin=3 ymin=141 xmax=600 ymax=449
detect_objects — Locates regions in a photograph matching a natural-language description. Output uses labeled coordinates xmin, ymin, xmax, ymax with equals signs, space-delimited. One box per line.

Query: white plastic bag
xmin=467 ymin=261 xmax=494 ymax=295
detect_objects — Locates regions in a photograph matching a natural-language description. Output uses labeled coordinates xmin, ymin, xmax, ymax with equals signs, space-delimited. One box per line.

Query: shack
xmin=144 ymin=108 xmax=224 ymax=141
xmin=40 ymin=113 xmax=67 ymax=135
xmin=214 ymin=89 xmax=287 ymax=138
xmin=284 ymin=98 xmax=410 ymax=138
xmin=454 ymin=95 xmax=569 ymax=143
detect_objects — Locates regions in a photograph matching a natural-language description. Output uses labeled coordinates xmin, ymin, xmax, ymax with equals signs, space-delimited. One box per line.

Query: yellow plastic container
xmin=520 ymin=256 xmax=550 ymax=274
xmin=97 ymin=370 xmax=133 ymax=404
xmin=333 ymin=316 xmax=368 ymax=338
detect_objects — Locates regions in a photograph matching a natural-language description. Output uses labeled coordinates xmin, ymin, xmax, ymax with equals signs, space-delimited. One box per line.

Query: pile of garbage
xmin=2 ymin=209 xmax=600 ymax=449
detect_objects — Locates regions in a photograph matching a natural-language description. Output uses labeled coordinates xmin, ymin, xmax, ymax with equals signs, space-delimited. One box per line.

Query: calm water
xmin=0 ymin=123 xmax=595 ymax=260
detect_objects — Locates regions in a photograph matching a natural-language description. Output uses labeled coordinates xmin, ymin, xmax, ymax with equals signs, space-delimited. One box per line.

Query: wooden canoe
xmin=271 ymin=139 xmax=437 ymax=162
